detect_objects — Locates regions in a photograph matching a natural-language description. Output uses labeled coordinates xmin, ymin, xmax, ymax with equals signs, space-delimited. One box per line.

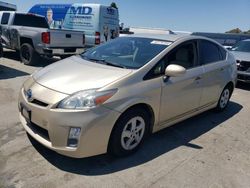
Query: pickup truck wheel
xmin=20 ymin=43 xmax=39 ymax=65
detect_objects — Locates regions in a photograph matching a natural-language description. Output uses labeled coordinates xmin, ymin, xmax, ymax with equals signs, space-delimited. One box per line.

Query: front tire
xmin=215 ymin=85 xmax=232 ymax=112
xmin=20 ymin=43 xmax=39 ymax=65
xmin=108 ymin=108 xmax=150 ymax=157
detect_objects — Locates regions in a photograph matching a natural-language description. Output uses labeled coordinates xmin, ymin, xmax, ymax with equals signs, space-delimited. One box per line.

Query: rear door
xmin=99 ymin=6 xmax=119 ymax=43
xmin=198 ymin=39 xmax=229 ymax=106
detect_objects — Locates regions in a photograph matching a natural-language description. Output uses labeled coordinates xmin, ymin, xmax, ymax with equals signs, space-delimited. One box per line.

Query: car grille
xmin=238 ymin=74 xmax=250 ymax=82
xmin=23 ymin=89 xmax=49 ymax=107
xmin=31 ymin=99 xmax=49 ymax=107
xmin=27 ymin=121 xmax=50 ymax=142
xmin=237 ymin=60 xmax=250 ymax=72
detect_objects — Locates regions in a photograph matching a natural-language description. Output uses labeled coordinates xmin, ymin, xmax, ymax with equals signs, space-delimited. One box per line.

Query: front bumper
xmin=237 ymin=71 xmax=250 ymax=83
xmin=18 ymin=83 xmax=121 ymax=158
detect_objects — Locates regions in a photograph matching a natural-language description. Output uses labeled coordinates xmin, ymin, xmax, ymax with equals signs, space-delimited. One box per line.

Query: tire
xmin=215 ymin=85 xmax=232 ymax=112
xmin=20 ymin=43 xmax=39 ymax=65
xmin=108 ymin=108 xmax=150 ymax=157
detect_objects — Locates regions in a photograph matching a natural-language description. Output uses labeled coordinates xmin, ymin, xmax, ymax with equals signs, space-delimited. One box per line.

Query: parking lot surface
xmin=0 ymin=51 xmax=250 ymax=188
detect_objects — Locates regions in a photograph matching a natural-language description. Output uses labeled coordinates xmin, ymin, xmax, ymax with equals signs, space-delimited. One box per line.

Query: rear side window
xmin=199 ymin=40 xmax=222 ymax=64
xmin=1 ymin=13 xmax=10 ymax=25
xmin=13 ymin=14 xmax=49 ymax=28
xmin=219 ymin=46 xmax=227 ymax=60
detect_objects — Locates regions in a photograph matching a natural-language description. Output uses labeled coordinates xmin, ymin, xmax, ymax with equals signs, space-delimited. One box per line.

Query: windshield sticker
xmin=151 ymin=40 xmax=172 ymax=45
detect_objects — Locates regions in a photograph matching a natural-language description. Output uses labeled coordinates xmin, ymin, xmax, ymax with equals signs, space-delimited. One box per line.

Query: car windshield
xmin=231 ymin=41 xmax=250 ymax=52
xmin=81 ymin=37 xmax=171 ymax=69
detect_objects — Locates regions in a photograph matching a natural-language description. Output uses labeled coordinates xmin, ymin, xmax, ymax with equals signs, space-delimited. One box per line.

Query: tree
xmin=110 ymin=2 xmax=118 ymax=9
xmin=226 ymin=28 xmax=242 ymax=34
xmin=243 ymin=29 xmax=250 ymax=34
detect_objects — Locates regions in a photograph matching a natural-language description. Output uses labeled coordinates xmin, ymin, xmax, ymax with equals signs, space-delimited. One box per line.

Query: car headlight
xmin=57 ymin=89 xmax=117 ymax=109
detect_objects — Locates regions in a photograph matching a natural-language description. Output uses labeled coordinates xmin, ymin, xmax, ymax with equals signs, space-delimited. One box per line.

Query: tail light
xmin=42 ymin=32 xmax=50 ymax=44
xmin=95 ymin=32 xmax=100 ymax=45
xmin=83 ymin=34 xmax=85 ymax=45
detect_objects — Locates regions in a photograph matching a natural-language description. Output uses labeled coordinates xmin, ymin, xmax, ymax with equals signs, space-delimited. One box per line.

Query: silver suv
xmin=230 ymin=39 xmax=250 ymax=83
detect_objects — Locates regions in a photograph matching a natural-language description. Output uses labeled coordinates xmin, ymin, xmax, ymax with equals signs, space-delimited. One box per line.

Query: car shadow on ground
xmin=236 ymin=81 xmax=250 ymax=91
xmin=2 ymin=50 xmax=58 ymax=67
xmin=3 ymin=50 xmax=20 ymax=61
xmin=28 ymin=101 xmax=242 ymax=176
xmin=0 ymin=64 xmax=29 ymax=79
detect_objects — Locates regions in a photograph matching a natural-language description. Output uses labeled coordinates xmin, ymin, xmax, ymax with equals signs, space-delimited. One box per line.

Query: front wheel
xmin=108 ymin=108 xmax=150 ymax=157
xmin=215 ymin=86 xmax=232 ymax=112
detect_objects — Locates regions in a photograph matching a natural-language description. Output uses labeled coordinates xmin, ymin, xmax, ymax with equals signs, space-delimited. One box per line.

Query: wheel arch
xmin=121 ymin=103 xmax=156 ymax=133
xmin=20 ymin=37 xmax=34 ymax=47
xmin=107 ymin=103 xmax=155 ymax=152
xmin=224 ymin=81 xmax=234 ymax=97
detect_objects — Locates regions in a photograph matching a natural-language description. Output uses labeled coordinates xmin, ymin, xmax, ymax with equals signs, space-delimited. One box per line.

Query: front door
xmin=159 ymin=40 xmax=204 ymax=124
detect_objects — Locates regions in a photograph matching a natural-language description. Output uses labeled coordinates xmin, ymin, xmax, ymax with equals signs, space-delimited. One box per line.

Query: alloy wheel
xmin=121 ymin=116 xmax=145 ymax=150
xmin=220 ymin=88 xmax=230 ymax=109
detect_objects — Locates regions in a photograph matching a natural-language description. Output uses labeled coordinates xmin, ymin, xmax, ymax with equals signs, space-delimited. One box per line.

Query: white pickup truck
xmin=0 ymin=11 xmax=85 ymax=65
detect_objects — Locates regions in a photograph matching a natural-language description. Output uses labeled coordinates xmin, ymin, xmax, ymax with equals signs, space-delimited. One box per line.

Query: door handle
xmin=195 ymin=76 xmax=202 ymax=81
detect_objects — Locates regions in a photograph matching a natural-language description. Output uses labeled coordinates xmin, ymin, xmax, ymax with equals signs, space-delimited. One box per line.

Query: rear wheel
xmin=20 ymin=43 xmax=39 ymax=65
xmin=215 ymin=85 xmax=232 ymax=112
xmin=108 ymin=108 xmax=150 ymax=157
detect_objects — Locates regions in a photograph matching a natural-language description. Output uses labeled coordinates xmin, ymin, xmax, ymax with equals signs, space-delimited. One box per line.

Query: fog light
xmin=67 ymin=127 xmax=81 ymax=147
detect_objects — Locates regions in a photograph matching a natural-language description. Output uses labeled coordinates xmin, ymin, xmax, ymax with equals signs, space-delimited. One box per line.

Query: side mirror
xmin=165 ymin=64 xmax=186 ymax=77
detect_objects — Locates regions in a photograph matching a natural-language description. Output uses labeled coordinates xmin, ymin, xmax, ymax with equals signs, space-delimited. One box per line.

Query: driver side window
xmin=144 ymin=41 xmax=198 ymax=80
xmin=165 ymin=42 xmax=196 ymax=69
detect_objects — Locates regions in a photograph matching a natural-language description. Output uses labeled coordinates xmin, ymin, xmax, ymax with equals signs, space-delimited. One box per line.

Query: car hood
xmin=33 ymin=56 xmax=133 ymax=94
xmin=231 ymin=51 xmax=250 ymax=62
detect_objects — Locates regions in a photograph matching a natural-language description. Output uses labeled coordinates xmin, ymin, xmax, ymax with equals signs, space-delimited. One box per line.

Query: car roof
xmin=124 ymin=33 xmax=207 ymax=42
xmin=0 ymin=11 xmax=44 ymax=18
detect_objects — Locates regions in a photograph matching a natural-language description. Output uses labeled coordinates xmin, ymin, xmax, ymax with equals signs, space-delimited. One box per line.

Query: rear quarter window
xmin=13 ymin=14 xmax=49 ymax=28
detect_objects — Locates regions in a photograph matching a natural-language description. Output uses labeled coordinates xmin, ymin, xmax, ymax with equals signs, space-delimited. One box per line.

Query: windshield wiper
xmin=83 ymin=56 xmax=127 ymax=69
xmin=82 ymin=56 xmax=104 ymax=62
xmin=105 ymin=61 xmax=127 ymax=69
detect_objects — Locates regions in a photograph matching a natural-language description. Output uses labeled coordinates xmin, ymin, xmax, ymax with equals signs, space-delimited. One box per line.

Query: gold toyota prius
xmin=18 ymin=34 xmax=237 ymax=158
